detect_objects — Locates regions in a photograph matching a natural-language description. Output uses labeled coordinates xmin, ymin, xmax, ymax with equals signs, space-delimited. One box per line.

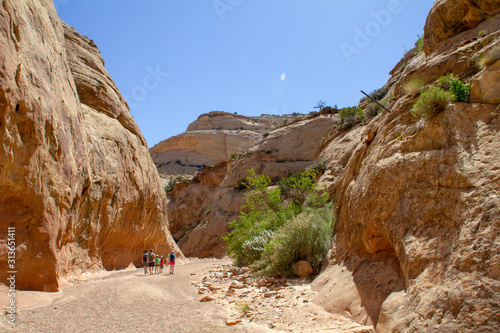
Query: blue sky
xmin=55 ymin=0 xmax=435 ymax=146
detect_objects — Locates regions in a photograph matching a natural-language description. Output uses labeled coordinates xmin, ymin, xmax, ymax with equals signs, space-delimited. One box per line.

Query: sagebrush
xmin=411 ymin=86 xmax=452 ymax=118
xmin=253 ymin=204 xmax=334 ymax=277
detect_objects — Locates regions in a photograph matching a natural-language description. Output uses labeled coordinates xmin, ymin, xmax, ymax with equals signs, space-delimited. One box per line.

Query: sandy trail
xmin=2 ymin=259 xmax=271 ymax=333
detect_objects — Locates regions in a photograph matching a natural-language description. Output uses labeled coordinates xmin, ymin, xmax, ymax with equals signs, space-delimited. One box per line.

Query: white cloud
xmin=280 ymin=72 xmax=286 ymax=81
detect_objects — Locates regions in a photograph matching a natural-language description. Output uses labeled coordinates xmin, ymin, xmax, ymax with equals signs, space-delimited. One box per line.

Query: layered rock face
xmin=423 ymin=0 xmax=500 ymax=54
xmin=312 ymin=5 xmax=500 ymax=332
xmin=0 ymin=0 xmax=179 ymax=291
xmin=150 ymin=111 xmax=301 ymax=168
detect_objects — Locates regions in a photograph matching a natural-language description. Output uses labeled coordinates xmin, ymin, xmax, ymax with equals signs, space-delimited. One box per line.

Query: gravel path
xmin=3 ymin=259 xmax=271 ymax=333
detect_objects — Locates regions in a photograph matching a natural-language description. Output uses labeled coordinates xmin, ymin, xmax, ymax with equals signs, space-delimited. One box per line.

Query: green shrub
xmin=310 ymin=160 xmax=327 ymax=174
xmin=478 ymin=30 xmax=487 ymax=38
xmin=230 ymin=153 xmax=238 ymax=161
xmin=366 ymin=103 xmax=381 ymax=118
xmin=360 ymin=86 xmax=389 ymax=103
xmin=165 ymin=178 xmax=177 ymax=193
xmin=278 ymin=169 xmax=328 ymax=209
xmin=240 ymin=230 xmax=275 ymax=264
xmin=338 ymin=106 xmax=363 ymax=129
xmin=253 ymin=204 xmax=334 ymax=277
xmin=403 ymin=78 xmax=426 ymax=96
xmin=265 ymin=148 xmax=274 ymax=154
xmin=415 ymin=34 xmax=424 ymax=55
xmin=224 ymin=168 xmax=332 ymax=269
xmin=437 ymin=74 xmax=453 ymax=90
xmin=411 ymin=86 xmax=452 ymax=118
xmin=448 ymin=75 xmax=471 ymax=102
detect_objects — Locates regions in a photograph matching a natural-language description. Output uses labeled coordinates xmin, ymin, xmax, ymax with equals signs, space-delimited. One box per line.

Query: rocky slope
xmin=165 ymin=0 xmax=500 ymax=331
xmin=0 ymin=0 xmax=179 ymax=292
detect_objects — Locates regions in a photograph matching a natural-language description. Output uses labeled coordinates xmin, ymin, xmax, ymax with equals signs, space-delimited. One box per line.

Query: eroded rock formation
xmin=0 ymin=0 xmax=179 ymax=291
xmin=150 ymin=111 xmax=297 ymax=167
xmin=312 ymin=6 xmax=500 ymax=332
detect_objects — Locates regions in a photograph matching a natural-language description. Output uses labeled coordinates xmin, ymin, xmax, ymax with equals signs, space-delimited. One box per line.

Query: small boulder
xmin=226 ymin=319 xmax=242 ymax=326
xmin=200 ymin=295 xmax=215 ymax=302
xmin=294 ymin=261 xmax=313 ymax=277
xmin=230 ymin=267 xmax=243 ymax=275
xmin=229 ymin=281 xmax=245 ymax=290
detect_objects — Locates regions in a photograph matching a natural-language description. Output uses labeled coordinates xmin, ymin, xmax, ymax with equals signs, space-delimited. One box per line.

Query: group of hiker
xmin=143 ymin=249 xmax=176 ymax=275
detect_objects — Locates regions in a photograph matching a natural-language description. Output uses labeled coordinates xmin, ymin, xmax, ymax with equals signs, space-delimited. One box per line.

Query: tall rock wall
xmin=312 ymin=4 xmax=500 ymax=332
xmin=0 ymin=0 xmax=179 ymax=292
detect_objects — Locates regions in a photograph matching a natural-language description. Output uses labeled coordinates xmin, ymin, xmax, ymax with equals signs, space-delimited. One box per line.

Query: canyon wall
xmin=0 ymin=0 xmax=179 ymax=291
xmin=312 ymin=2 xmax=500 ymax=331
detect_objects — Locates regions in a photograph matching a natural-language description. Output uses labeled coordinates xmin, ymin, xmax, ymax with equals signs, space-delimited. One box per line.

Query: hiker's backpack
xmin=149 ymin=252 xmax=155 ymax=262
xmin=169 ymin=253 xmax=175 ymax=262
xmin=143 ymin=253 xmax=148 ymax=261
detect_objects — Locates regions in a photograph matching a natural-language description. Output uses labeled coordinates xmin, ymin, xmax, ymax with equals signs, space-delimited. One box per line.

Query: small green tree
xmin=279 ymin=169 xmax=328 ymax=211
xmin=415 ymin=34 xmax=424 ymax=55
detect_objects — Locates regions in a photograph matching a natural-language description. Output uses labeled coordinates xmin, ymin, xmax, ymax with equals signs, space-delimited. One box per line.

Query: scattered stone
xmin=229 ymin=281 xmax=245 ymax=290
xmin=226 ymin=319 xmax=242 ymax=326
xmin=230 ymin=267 xmax=243 ymax=275
xmin=199 ymin=295 xmax=215 ymax=302
xmin=256 ymin=278 xmax=267 ymax=287
xmin=244 ymin=278 xmax=255 ymax=285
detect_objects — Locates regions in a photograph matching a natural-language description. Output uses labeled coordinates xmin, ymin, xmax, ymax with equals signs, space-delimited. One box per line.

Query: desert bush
xmin=403 ymin=78 xmax=426 ymax=96
xmin=230 ymin=153 xmax=238 ymax=161
xmin=411 ymin=86 xmax=452 ymax=118
xmin=479 ymin=46 xmax=500 ymax=68
xmin=338 ymin=106 xmax=363 ymax=129
xmin=224 ymin=168 xmax=331 ymax=268
xmin=310 ymin=160 xmax=327 ymax=174
xmin=253 ymin=204 xmax=334 ymax=277
xmin=359 ymin=85 xmax=389 ymax=103
xmin=240 ymin=230 xmax=275 ymax=265
xmin=438 ymin=74 xmax=470 ymax=102
xmin=478 ymin=30 xmax=488 ymax=38
xmin=448 ymin=75 xmax=471 ymax=102
xmin=278 ymin=169 xmax=328 ymax=210
xmin=415 ymin=34 xmax=424 ymax=55
xmin=437 ymin=74 xmax=452 ymax=90
xmin=366 ymin=103 xmax=381 ymax=118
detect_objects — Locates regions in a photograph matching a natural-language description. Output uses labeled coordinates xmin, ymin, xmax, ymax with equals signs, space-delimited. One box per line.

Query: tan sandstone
xmin=0 ymin=0 xmax=180 ymax=292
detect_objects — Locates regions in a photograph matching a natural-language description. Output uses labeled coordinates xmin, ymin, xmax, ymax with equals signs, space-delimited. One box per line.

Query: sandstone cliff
xmin=0 ymin=0 xmax=179 ymax=291
xmin=311 ymin=2 xmax=500 ymax=331
xmin=150 ymin=111 xmax=302 ymax=180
